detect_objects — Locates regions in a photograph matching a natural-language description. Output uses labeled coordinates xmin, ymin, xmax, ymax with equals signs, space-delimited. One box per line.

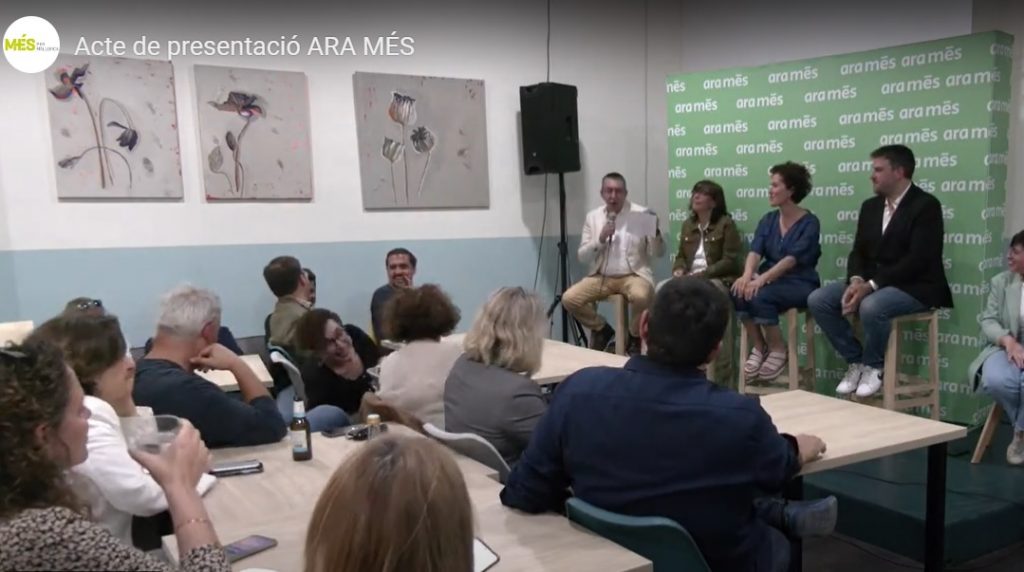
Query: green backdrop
xmin=665 ymin=31 xmax=1013 ymax=424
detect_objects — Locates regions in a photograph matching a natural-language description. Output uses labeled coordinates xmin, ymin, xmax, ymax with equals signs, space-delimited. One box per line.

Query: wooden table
xmin=761 ymin=390 xmax=967 ymax=572
xmin=0 ymin=320 xmax=33 ymax=345
xmin=444 ymin=334 xmax=628 ymax=386
xmin=196 ymin=354 xmax=274 ymax=392
xmin=164 ymin=430 xmax=650 ymax=571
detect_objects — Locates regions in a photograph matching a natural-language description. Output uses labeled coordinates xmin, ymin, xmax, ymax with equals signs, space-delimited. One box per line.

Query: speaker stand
xmin=547 ymin=172 xmax=588 ymax=346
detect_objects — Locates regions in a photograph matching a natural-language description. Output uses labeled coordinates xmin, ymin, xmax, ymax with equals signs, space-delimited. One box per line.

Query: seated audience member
xmin=293 ymin=309 xmax=380 ymax=417
xmin=377 ymin=284 xmax=461 ymax=428
xmin=444 ymin=287 xmax=548 ymax=465
xmin=26 ymin=314 xmax=215 ymax=545
xmin=64 ymin=296 xmax=243 ymax=357
xmin=809 ymin=145 xmax=953 ymax=398
xmin=305 ymin=435 xmax=472 ymax=572
xmin=969 ymin=229 xmax=1024 ymax=465
xmin=0 ymin=340 xmax=228 ymax=571
xmin=501 ymin=277 xmax=836 ymax=572
xmin=731 ymin=162 xmax=821 ymax=382
xmin=370 ymin=247 xmax=417 ymax=341
xmin=264 ymin=255 xmax=315 ymax=352
xmin=563 ymin=172 xmax=665 ymax=354
xmin=133 ymin=285 xmax=287 ymax=448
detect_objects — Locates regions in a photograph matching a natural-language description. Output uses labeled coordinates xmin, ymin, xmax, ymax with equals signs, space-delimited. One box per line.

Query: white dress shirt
xmin=869 ymin=182 xmax=913 ymax=290
xmin=881 ymin=182 xmax=912 ymax=234
xmin=602 ymin=210 xmax=632 ymax=276
xmin=72 ymin=396 xmax=216 ymax=544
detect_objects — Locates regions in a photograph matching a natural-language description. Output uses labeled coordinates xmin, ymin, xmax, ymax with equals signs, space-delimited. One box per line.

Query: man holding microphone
xmin=562 ymin=172 xmax=665 ymax=354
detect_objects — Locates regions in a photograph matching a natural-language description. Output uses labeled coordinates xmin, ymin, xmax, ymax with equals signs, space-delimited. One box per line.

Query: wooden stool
xmin=738 ymin=308 xmax=816 ymax=395
xmin=608 ymin=294 xmax=629 ymax=356
xmin=971 ymin=403 xmax=1003 ymax=464
xmin=856 ymin=311 xmax=941 ymax=420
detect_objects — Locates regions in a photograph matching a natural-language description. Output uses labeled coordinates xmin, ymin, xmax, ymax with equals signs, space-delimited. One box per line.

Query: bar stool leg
xmin=739 ymin=320 xmax=749 ymax=394
xmin=786 ymin=309 xmax=799 ymax=391
xmin=883 ymin=320 xmax=899 ymax=410
xmin=928 ymin=313 xmax=941 ymax=420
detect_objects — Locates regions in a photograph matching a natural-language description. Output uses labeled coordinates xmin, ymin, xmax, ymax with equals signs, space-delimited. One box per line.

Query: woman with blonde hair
xmin=304 ymin=435 xmax=473 ymax=572
xmin=444 ymin=286 xmax=548 ymax=464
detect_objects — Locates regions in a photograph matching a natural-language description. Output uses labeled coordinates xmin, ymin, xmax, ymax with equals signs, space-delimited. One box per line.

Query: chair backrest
xmin=565 ymin=498 xmax=712 ymax=572
xmin=422 ymin=422 xmax=511 ymax=483
xmin=268 ymin=346 xmax=306 ymax=402
xmin=0 ymin=320 xmax=34 ymax=346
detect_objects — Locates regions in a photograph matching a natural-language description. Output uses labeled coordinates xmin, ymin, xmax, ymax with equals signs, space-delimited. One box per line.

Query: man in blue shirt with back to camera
xmin=501 ymin=276 xmax=837 ymax=572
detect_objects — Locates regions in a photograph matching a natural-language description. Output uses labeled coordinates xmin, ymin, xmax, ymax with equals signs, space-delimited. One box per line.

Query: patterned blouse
xmin=0 ymin=507 xmax=229 ymax=571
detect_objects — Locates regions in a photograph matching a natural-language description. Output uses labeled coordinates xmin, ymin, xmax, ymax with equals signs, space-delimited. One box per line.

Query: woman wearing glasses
xmin=294 ymin=309 xmax=380 ymax=417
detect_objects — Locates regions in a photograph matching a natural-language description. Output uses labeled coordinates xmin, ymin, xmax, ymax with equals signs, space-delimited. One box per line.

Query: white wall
xmin=0 ymin=0 xmax=679 ymax=252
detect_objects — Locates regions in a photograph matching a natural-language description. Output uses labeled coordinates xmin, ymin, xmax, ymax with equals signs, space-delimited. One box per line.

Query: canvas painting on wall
xmin=45 ymin=54 xmax=183 ymax=199
xmin=194 ymin=65 xmax=313 ymax=201
xmin=353 ymin=72 xmax=489 ymax=209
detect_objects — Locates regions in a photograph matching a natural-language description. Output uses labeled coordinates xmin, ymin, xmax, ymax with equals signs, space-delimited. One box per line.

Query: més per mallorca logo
xmin=4 ymin=16 xmax=60 ymax=73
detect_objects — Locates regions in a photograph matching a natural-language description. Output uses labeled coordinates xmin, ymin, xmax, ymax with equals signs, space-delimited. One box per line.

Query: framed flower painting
xmin=353 ymin=72 xmax=489 ymax=210
xmin=194 ymin=64 xmax=313 ymax=201
xmin=45 ymin=54 xmax=183 ymax=199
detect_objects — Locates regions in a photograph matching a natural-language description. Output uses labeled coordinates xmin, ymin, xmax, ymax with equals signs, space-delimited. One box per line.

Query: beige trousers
xmin=562 ymin=274 xmax=654 ymax=337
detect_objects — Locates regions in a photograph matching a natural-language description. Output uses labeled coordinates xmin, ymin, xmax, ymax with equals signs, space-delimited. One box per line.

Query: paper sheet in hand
xmin=630 ymin=212 xmax=658 ymax=237
xmin=474 ymin=538 xmax=500 ymax=572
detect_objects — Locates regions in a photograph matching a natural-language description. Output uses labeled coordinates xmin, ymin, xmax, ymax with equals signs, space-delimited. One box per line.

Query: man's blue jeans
xmin=807 ymin=282 xmax=927 ymax=370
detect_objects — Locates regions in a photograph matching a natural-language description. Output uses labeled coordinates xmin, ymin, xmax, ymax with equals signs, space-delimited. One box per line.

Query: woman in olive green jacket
xmin=672 ymin=180 xmax=742 ymax=285
xmin=968 ymin=229 xmax=1024 ymax=465
xmin=669 ymin=180 xmax=742 ymax=387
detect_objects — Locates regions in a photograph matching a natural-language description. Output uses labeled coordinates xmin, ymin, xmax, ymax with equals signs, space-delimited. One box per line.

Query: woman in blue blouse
xmin=731 ymin=162 xmax=821 ymax=382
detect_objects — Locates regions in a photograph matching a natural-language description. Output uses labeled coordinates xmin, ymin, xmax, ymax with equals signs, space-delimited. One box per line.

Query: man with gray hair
xmin=133 ymin=284 xmax=287 ymax=448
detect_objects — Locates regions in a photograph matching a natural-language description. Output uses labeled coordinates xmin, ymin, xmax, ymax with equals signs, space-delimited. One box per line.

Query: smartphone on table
xmin=224 ymin=534 xmax=277 ymax=563
xmin=209 ymin=459 xmax=263 ymax=477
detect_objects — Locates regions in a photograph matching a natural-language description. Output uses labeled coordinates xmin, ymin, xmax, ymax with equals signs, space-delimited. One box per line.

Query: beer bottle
xmin=291 ymin=397 xmax=312 ymax=461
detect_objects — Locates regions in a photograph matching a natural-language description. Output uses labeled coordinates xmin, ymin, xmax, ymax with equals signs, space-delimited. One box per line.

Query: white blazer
xmin=577 ymin=200 xmax=666 ymax=284
xmin=72 ymin=396 xmax=216 ymax=544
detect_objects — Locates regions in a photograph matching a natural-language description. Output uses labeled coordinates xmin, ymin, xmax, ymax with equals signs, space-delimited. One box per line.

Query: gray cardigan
xmin=443 ymin=354 xmax=548 ymax=465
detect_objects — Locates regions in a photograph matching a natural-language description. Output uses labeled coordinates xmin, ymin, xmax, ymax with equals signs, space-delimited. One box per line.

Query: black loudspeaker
xmin=519 ymin=83 xmax=580 ymax=175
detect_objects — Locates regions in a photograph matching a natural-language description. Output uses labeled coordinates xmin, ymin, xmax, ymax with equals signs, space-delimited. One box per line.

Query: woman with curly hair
xmin=377 ymin=284 xmax=461 ymax=428
xmin=0 ymin=340 xmax=228 ymax=571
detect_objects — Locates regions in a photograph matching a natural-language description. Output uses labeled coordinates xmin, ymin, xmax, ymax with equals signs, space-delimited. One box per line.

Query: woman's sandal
xmin=744 ymin=347 xmax=766 ymax=379
xmin=758 ymin=351 xmax=788 ymax=381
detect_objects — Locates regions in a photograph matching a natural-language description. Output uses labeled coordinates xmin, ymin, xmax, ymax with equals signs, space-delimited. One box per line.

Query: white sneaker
xmin=855 ymin=367 xmax=883 ymax=397
xmin=835 ymin=364 xmax=863 ymax=395
xmin=1007 ymin=433 xmax=1024 ymax=466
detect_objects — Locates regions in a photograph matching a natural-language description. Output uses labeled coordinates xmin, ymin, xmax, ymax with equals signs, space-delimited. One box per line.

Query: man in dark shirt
xmin=134 ymin=285 xmax=286 ymax=448
xmin=501 ymin=277 xmax=835 ymax=572
xmin=370 ymin=248 xmax=417 ymax=341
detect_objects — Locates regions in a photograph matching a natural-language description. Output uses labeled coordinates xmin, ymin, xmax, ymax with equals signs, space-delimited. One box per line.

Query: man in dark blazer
xmin=808 ymin=144 xmax=953 ymax=398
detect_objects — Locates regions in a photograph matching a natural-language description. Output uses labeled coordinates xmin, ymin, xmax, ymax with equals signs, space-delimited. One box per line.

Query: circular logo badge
xmin=3 ymin=16 xmax=60 ymax=73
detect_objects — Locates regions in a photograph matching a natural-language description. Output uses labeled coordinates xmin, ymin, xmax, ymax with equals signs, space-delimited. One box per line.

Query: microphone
xmin=605 ymin=211 xmax=617 ymax=243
